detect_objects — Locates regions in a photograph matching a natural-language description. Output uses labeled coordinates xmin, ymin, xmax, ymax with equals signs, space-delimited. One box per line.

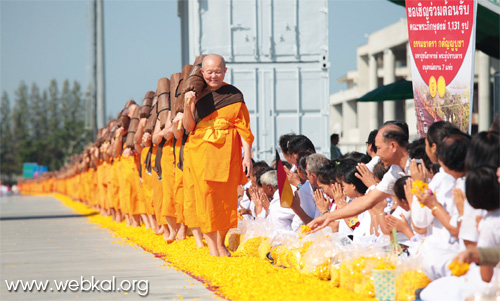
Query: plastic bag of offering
xmin=234 ymin=218 xmax=272 ymax=258
xmin=339 ymin=245 xmax=394 ymax=299
xmin=395 ymin=254 xmax=431 ymax=301
xmin=269 ymin=230 xmax=299 ymax=268
xmin=326 ymin=232 xmax=352 ymax=287
xmin=300 ymin=229 xmax=338 ymax=280
xmin=225 ymin=228 xmax=241 ymax=252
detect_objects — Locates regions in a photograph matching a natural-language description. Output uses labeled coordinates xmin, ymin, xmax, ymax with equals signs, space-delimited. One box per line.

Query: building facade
xmin=330 ymin=18 xmax=499 ymax=154
xmin=179 ymin=0 xmax=330 ymax=162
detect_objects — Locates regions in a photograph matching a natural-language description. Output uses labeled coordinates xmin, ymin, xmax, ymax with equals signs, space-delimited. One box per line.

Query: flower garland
xmin=47 ymin=193 xmax=373 ymax=301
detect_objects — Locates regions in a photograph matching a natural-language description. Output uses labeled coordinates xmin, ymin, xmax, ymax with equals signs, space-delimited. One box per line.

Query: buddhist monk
xmin=183 ymin=54 xmax=254 ymax=256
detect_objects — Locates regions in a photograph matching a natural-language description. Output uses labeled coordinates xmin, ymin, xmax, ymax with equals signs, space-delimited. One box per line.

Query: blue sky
xmin=1 ymin=0 xmax=406 ymax=118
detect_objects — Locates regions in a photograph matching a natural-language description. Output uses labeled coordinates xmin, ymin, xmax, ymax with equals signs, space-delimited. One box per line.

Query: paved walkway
xmin=0 ymin=194 xmax=219 ymax=300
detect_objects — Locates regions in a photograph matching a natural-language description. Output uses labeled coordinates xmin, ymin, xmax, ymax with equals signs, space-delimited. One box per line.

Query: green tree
xmin=30 ymin=83 xmax=51 ymax=165
xmin=11 ymin=81 xmax=32 ymax=172
xmin=46 ymin=79 xmax=64 ymax=170
xmin=60 ymin=81 xmax=90 ymax=164
xmin=0 ymin=92 xmax=18 ymax=181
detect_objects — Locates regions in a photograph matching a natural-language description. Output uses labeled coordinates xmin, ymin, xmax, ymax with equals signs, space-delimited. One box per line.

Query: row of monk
xmin=18 ymin=53 xmax=500 ymax=299
xmin=20 ymin=54 xmax=254 ymax=257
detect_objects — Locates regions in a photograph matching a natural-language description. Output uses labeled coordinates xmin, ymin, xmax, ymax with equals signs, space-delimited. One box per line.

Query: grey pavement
xmin=0 ymin=194 xmax=219 ymax=300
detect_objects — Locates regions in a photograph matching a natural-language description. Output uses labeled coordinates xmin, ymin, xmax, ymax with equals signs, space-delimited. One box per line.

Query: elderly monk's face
xmin=201 ymin=57 xmax=227 ymax=91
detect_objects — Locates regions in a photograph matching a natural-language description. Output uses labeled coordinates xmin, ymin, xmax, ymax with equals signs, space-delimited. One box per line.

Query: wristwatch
xmin=296 ymin=183 xmax=303 ymax=189
xmin=457 ymin=215 xmax=463 ymax=223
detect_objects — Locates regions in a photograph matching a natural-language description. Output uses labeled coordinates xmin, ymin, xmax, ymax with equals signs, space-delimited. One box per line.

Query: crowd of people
xmin=20 ymin=53 xmax=500 ymax=300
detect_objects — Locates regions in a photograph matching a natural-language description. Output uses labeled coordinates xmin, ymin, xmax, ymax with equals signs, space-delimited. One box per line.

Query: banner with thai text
xmin=406 ymin=0 xmax=477 ymax=136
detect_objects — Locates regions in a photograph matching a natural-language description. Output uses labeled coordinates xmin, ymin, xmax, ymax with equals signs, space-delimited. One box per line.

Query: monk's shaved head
xmin=202 ymin=54 xmax=226 ymax=69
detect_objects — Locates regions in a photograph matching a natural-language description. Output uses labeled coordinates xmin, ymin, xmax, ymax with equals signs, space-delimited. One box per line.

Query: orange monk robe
xmin=183 ymin=149 xmax=200 ymax=229
xmin=174 ymin=138 xmax=185 ymax=224
xmin=81 ymin=170 xmax=88 ymax=204
xmin=96 ymin=163 xmax=105 ymax=208
xmin=76 ymin=173 xmax=83 ymax=201
xmin=160 ymin=139 xmax=176 ymax=218
xmin=111 ymin=157 xmax=121 ymax=211
xmin=99 ymin=162 xmax=107 ymax=209
xmin=104 ymin=163 xmax=114 ymax=209
xmin=141 ymin=147 xmax=155 ymax=215
xmin=120 ymin=153 xmax=141 ymax=215
xmin=87 ymin=168 xmax=96 ymax=206
xmin=72 ymin=176 xmax=78 ymax=199
xmin=150 ymin=145 xmax=166 ymax=225
xmin=185 ymin=102 xmax=254 ymax=233
xmin=117 ymin=156 xmax=131 ymax=215
xmin=131 ymin=153 xmax=146 ymax=215
xmin=103 ymin=162 xmax=113 ymax=209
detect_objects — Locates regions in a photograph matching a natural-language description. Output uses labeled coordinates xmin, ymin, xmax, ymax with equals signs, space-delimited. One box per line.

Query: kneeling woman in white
xmin=421 ymin=166 xmax=500 ymax=300
xmin=334 ymin=159 xmax=373 ymax=243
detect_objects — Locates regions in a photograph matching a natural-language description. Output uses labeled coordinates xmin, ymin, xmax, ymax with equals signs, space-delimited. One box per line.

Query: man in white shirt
xmin=290 ymin=154 xmax=329 ymax=228
xmin=309 ymin=121 xmax=410 ymax=232
xmin=261 ymin=170 xmax=295 ymax=231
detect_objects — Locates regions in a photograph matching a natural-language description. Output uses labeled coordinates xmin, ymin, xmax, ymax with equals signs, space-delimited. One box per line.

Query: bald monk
xmin=183 ymin=54 xmax=254 ymax=256
xmin=119 ymin=103 xmax=145 ymax=227
xmin=135 ymin=92 xmax=155 ymax=229
xmin=178 ymin=64 xmax=206 ymax=248
xmin=142 ymin=95 xmax=164 ymax=234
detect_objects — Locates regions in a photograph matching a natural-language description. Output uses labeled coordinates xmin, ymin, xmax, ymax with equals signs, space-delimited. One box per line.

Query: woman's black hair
xmin=342 ymin=151 xmax=371 ymax=164
xmin=335 ymin=159 xmax=368 ymax=194
xmin=394 ymin=176 xmax=410 ymax=203
xmin=464 ymin=131 xmax=499 ymax=171
xmin=426 ymin=121 xmax=458 ymax=147
xmin=466 ymin=165 xmax=500 ymax=211
xmin=408 ymin=138 xmax=435 ymax=174
xmin=437 ymin=132 xmax=470 ymax=172
xmin=366 ymin=129 xmax=378 ymax=154
xmin=317 ymin=160 xmax=338 ymax=185
xmin=279 ymin=133 xmax=296 ymax=155
xmin=288 ymin=135 xmax=316 ymax=154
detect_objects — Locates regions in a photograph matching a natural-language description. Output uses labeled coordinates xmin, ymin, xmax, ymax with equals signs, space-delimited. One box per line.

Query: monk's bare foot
xmin=155 ymin=226 xmax=165 ymax=235
xmin=163 ymin=230 xmax=171 ymax=241
xmin=164 ymin=233 xmax=175 ymax=244
xmin=143 ymin=218 xmax=151 ymax=229
xmin=177 ymin=225 xmax=186 ymax=240
xmin=218 ymin=245 xmax=232 ymax=257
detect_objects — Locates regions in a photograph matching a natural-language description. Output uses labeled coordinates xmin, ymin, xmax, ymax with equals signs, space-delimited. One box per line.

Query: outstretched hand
xmin=307 ymin=213 xmax=333 ymax=233
xmin=355 ymin=163 xmax=378 ymax=187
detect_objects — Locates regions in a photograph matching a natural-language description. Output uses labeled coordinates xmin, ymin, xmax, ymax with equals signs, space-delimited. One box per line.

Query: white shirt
xmin=376 ymin=158 xmax=410 ymax=196
xmin=238 ymin=180 xmax=252 ymax=210
xmin=365 ymin=156 xmax=380 ymax=173
xmin=291 ymin=181 xmax=320 ymax=230
xmin=477 ymin=209 xmax=500 ymax=248
xmin=458 ymin=178 xmax=487 ymax=243
xmin=419 ymin=169 xmax=461 ymax=251
xmin=391 ymin=206 xmax=412 ymax=243
xmin=267 ymin=190 xmax=295 ymax=231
